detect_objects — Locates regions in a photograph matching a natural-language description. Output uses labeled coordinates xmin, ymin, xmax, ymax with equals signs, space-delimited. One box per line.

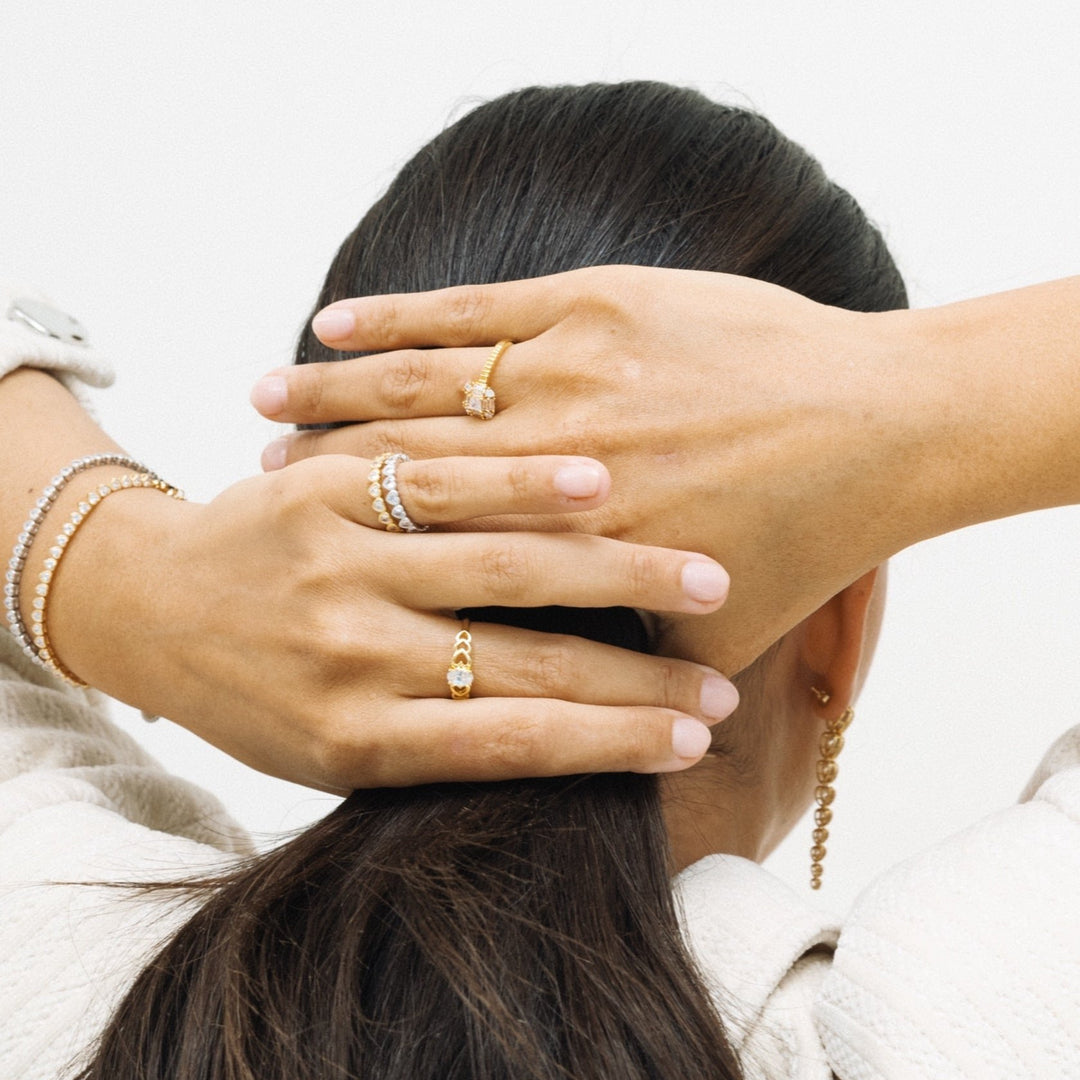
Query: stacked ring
xmin=446 ymin=621 xmax=474 ymax=699
xmin=367 ymin=453 xmax=428 ymax=533
xmin=462 ymin=339 xmax=512 ymax=420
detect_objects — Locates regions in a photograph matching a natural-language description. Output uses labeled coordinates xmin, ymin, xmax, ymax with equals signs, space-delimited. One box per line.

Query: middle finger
xmin=394 ymin=616 xmax=739 ymax=724
xmin=379 ymin=531 xmax=730 ymax=616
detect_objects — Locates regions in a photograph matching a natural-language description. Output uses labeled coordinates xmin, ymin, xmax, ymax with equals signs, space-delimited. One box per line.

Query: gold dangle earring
xmin=810 ymin=687 xmax=854 ymax=890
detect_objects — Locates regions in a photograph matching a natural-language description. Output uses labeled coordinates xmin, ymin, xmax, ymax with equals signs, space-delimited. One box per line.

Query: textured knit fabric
xmin=0 ymin=636 xmax=252 ymax=1080
xmin=0 ymin=284 xmax=114 ymax=399
xmin=3 ymin=626 xmax=1079 ymax=1080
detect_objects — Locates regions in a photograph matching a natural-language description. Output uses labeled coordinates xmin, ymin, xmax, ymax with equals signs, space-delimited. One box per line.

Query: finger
xmin=381 ymin=532 xmax=730 ymax=615
xmin=396 ymin=619 xmax=739 ymax=723
xmin=262 ymin=416 xmax=530 ymax=472
xmin=252 ymin=345 xmax=524 ymax=423
xmin=341 ymin=699 xmax=718 ymax=786
xmin=357 ymin=456 xmax=611 ymax=527
xmin=307 ymin=273 xmax=580 ymax=351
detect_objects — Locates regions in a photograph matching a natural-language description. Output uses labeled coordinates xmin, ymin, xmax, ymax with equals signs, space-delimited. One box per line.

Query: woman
xmin=2 ymin=82 xmax=1077 ymax=1078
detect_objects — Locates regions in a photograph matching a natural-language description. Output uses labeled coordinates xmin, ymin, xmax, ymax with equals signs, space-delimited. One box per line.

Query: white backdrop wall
xmin=2 ymin=0 xmax=1078 ymax=913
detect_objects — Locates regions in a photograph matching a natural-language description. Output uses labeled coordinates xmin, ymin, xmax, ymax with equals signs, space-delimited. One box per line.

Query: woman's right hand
xmin=48 ymin=452 xmax=738 ymax=793
xmin=260 ymin=268 xmax=1080 ymax=674
xmin=254 ymin=267 xmax=924 ymax=673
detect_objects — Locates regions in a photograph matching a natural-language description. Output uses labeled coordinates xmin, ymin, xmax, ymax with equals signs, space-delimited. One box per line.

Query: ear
xmin=799 ymin=567 xmax=881 ymax=721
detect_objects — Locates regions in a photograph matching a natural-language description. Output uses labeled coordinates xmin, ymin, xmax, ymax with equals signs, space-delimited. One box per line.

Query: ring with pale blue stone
xmin=367 ymin=452 xmax=428 ymax=533
xmin=446 ymin=621 xmax=474 ymax=699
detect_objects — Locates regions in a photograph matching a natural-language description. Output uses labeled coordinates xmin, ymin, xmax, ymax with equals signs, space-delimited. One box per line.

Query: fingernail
xmin=671 ymin=716 xmax=713 ymax=760
xmin=700 ymin=675 xmax=739 ymax=721
xmin=312 ymin=308 xmax=355 ymax=341
xmin=250 ymin=375 xmax=288 ymax=416
xmin=553 ymin=463 xmax=603 ymax=499
xmin=681 ymin=560 xmax=730 ymax=604
xmin=261 ymin=436 xmax=289 ymax=472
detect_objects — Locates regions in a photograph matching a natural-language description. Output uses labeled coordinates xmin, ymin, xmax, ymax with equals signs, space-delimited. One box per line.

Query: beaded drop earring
xmin=809 ymin=687 xmax=854 ymax=890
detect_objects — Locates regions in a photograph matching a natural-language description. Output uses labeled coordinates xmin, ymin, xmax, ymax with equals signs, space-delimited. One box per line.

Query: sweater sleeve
xmin=0 ymin=630 xmax=253 ymax=1080
xmin=817 ymin=725 xmax=1080 ymax=1079
xmin=0 ymin=282 xmax=114 ymax=396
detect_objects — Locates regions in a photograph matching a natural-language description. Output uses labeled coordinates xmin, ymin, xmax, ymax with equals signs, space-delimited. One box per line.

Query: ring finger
xmin=397 ymin=615 xmax=738 ymax=724
xmin=358 ymin=454 xmax=610 ymax=528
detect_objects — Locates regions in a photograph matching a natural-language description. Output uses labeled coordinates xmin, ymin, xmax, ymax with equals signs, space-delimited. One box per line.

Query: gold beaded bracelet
xmin=30 ymin=473 xmax=185 ymax=686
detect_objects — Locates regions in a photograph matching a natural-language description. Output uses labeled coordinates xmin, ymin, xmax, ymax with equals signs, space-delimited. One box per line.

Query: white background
xmin=2 ymin=0 xmax=1078 ymax=914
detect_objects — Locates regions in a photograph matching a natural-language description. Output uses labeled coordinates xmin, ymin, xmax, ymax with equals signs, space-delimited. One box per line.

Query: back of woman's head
xmin=302 ymin=81 xmax=903 ymax=357
xmin=81 ymin=82 xmax=905 ymax=1080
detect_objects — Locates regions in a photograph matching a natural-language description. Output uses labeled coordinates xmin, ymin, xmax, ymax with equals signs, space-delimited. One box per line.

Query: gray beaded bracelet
xmin=4 ymin=453 xmax=158 ymax=672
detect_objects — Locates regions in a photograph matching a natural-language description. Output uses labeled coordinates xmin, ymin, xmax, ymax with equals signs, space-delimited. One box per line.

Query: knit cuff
xmin=0 ymin=283 xmax=115 ymax=397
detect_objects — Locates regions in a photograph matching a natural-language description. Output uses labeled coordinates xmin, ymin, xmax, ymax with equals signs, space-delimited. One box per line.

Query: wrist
xmin=43 ymin=479 xmax=193 ymax=705
xmin=907 ymin=284 xmax=1080 ymax=540
xmin=819 ymin=305 xmax=947 ymax=564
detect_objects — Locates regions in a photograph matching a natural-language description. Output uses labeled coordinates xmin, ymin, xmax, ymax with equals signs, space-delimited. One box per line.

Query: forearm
xmin=0 ymin=368 xmax=125 ymax=537
xmin=0 ymin=368 xmax=178 ymax=694
xmin=887 ymin=276 xmax=1080 ymax=549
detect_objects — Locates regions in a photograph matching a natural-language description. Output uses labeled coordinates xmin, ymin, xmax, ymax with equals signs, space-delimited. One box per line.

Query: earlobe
xmin=799 ymin=567 xmax=881 ymax=718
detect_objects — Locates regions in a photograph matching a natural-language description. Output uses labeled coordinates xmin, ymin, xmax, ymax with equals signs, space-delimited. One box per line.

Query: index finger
xmin=309 ymin=270 xmax=582 ymax=351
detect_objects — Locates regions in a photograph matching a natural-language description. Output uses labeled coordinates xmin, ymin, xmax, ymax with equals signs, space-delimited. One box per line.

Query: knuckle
xmin=379 ymin=351 xmax=432 ymax=412
xmin=505 ymin=461 xmax=534 ymax=503
xmin=403 ymin=461 xmax=457 ymax=520
xmin=524 ymin=640 xmax=574 ymax=693
xmin=622 ymin=545 xmax=663 ymax=597
xmin=369 ymin=297 xmax=405 ymax=348
xmin=619 ymin=710 xmax=670 ymax=772
xmin=565 ymin=267 xmax=627 ymax=322
xmin=478 ymin=543 xmax=531 ymax=603
xmin=267 ymin=465 xmax=318 ymax=521
xmin=481 ymin=712 xmax=548 ymax=773
xmin=441 ymin=285 xmax=491 ymax=344
xmin=308 ymin=719 xmax=351 ymax=780
xmin=292 ymin=365 xmax=326 ymax=416
xmin=313 ymin=718 xmax=385 ymax=790
xmin=299 ymin=614 xmax=355 ymax=677
xmin=653 ymin=660 xmax=687 ymax=710
xmin=369 ymin=419 xmax=410 ymax=456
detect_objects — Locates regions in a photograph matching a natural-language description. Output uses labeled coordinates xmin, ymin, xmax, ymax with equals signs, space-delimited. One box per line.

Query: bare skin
xmin=262 ymin=269 xmax=1080 ymax=677
xmin=0 ymin=368 xmax=736 ymax=793
xmin=5 ymin=269 xmax=1079 ymax=829
xmin=663 ymin=566 xmax=885 ymax=872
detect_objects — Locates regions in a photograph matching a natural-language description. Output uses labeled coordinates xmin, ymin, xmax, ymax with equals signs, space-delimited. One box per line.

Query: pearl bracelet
xmin=5 ymin=454 xmax=161 ymax=670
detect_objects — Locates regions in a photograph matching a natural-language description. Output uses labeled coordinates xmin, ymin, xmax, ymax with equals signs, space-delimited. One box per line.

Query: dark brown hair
xmin=79 ymin=82 xmax=905 ymax=1080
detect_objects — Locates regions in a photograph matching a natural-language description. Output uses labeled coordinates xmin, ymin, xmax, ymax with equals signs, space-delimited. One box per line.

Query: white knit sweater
xmin=2 ymin=630 xmax=1080 ymax=1079
xmin=2 ymin=311 xmax=1079 ymax=1079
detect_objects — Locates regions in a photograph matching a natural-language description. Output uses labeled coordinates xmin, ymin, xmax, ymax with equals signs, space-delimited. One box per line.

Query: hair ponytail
xmin=82 ymin=776 xmax=741 ymax=1078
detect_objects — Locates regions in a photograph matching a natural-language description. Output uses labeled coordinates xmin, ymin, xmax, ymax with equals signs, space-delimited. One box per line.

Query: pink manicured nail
xmin=553 ymin=464 xmax=603 ymax=499
xmin=670 ymin=716 xmax=713 ymax=760
xmin=261 ymin=436 xmax=289 ymax=472
xmin=312 ymin=308 xmax=356 ymax=341
xmin=700 ymin=675 xmax=739 ymax=721
xmin=681 ymin=560 xmax=730 ymax=604
xmin=250 ymin=375 xmax=288 ymax=416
